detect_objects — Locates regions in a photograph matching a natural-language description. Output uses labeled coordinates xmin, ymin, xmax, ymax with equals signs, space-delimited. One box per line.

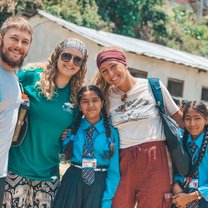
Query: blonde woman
xmin=3 ymin=38 xmax=88 ymax=208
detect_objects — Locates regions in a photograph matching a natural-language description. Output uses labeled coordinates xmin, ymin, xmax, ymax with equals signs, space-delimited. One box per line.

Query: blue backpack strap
xmin=148 ymin=78 xmax=165 ymax=111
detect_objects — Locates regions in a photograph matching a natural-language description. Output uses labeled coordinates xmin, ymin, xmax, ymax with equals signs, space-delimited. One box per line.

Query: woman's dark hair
xmin=65 ymin=85 xmax=115 ymax=159
xmin=182 ymin=101 xmax=208 ymax=174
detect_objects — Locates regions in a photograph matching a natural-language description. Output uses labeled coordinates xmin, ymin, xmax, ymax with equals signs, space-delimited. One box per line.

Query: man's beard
xmin=0 ymin=41 xmax=25 ymax=68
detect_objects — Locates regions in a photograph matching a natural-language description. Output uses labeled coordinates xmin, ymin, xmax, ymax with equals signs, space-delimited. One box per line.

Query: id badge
xmin=82 ymin=158 xmax=97 ymax=168
xmin=188 ymin=178 xmax=198 ymax=189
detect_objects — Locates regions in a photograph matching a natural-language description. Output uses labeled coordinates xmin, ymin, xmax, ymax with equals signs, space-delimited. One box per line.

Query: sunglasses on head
xmin=60 ymin=52 xmax=83 ymax=67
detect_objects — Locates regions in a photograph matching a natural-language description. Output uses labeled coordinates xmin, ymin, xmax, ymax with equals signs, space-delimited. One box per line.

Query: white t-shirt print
xmin=109 ymin=78 xmax=179 ymax=149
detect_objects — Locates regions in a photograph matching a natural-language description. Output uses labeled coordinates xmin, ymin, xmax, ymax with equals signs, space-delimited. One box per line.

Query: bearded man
xmin=0 ymin=16 xmax=33 ymax=206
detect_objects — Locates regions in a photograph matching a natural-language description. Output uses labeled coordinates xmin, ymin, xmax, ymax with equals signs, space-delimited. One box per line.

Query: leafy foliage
xmin=1 ymin=0 xmax=208 ymax=57
xmin=40 ymin=0 xmax=113 ymax=31
xmin=0 ymin=5 xmax=13 ymax=27
xmin=165 ymin=5 xmax=208 ymax=57
xmin=95 ymin=0 xmax=169 ymax=41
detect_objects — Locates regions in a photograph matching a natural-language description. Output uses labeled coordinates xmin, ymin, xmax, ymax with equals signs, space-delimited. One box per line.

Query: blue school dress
xmin=53 ymin=117 xmax=120 ymax=208
xmin=174 ymin=131 xmax=208 ymax=207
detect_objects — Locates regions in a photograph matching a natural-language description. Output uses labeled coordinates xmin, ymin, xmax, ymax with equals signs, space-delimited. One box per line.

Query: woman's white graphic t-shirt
xmin=109 ymin=78 xmax=179 ymax=149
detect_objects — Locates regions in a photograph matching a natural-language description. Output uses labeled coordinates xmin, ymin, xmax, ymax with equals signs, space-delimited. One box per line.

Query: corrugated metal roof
xmin=36 ymin=9 xmax=208 ymax=72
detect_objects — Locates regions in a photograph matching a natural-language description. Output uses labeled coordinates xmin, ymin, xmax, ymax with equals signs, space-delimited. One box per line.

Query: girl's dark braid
xmin=190 ymin=126 xmax=208 ymax=177
xmin=102 ymin=107 xmax=114 ymax=159
xmin=71 ymin=111 xmax=83 ymax=135
xmin=64 ymin=111 xmax=83 ymax=160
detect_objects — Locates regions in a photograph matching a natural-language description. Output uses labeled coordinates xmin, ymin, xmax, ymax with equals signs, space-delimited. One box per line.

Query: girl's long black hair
xmin=64 ymin=85 xmax=115 ymax=160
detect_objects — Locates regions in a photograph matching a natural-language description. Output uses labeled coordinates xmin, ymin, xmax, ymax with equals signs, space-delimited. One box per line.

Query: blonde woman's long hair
xmin=92 ymin=71 xmax=111 ymax=112
xmin=38 ymin=38 xmax=88 ymax=105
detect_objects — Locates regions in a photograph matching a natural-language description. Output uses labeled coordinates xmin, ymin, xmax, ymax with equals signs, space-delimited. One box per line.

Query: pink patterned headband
xmin=96 ymin=50 xmax=127 ymax=70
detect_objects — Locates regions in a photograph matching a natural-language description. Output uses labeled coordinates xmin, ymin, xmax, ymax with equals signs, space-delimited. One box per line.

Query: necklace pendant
xmin=121 ymin=93 xmax=127 ymax=102
xmin=120 ymin=93 xmax=127 ymax=113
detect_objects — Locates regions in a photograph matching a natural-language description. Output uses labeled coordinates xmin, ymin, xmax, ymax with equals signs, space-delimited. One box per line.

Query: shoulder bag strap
xmin=148 ymin=77 xmax=165 ymax=111
xmin=19 ymin=83 xmax=24 ymax=94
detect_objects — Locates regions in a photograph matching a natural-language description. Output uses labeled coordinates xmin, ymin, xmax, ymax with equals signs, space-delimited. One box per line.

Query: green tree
xmin=0 ymin=0 xmax=113 ymax=31
xmin=96 ymin=0 xmax=139 ymax=37
xmin=1 ymin=0 xmax=208 ymax=57
xmin=136 ymin=1 xmax=169 ymax=43
xmin=0 ymin=0 xmax=39 ymax=27
xmin=0 ymin=5 xmax=13 ymax=27
xmin=40 ymin=0 xmax=113 ymax=31
xmin=166 ymin=5 xmax=208 ymax=57
xmin=96 ymin=0 xmax=169 ymax=42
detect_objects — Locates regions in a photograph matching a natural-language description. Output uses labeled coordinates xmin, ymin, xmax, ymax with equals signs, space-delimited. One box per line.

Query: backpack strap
xmin=148 ymin=77 xmax=165 ymax=112
xmin=19 ymin=83 xmax=25 ymax=94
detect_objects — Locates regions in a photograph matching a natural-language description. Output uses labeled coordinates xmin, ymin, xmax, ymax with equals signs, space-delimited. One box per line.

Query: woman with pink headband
xmin=93 ymin=46 xmax=183 ymax=208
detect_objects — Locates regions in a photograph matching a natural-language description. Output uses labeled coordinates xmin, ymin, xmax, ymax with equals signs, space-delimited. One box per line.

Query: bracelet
xmin=195 ymin=191 xmax=202 ymax=200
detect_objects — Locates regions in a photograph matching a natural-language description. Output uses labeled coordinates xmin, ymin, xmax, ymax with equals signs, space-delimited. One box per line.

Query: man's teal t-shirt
xmin=9 ymin=68 xmax=77 ymax=181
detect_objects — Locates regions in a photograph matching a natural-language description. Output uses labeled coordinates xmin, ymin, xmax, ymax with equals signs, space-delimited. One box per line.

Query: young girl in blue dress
xmin=172 ymin=101 xmax=208 ymax=208
xmin=52 ymin=85 xmax=120 ymax=208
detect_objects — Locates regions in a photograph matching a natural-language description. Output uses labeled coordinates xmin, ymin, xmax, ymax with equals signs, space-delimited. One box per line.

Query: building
xmin=25 ymin=9 xmax=208 ymax=103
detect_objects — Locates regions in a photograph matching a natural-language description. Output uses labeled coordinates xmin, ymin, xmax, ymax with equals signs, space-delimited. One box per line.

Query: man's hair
xmin=0 ymin=16 xmax=33 ymax=40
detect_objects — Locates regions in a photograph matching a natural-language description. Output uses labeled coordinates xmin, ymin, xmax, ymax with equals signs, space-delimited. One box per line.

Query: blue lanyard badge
xmin=186 ymin=178 xmax=199 ymax=189
xmin=82 ymin=158 xmax=97 ymax=168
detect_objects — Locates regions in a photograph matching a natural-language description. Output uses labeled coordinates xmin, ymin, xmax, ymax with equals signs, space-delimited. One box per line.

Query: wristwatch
xmin=195 ymin=191 xmax=202 ymax=200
